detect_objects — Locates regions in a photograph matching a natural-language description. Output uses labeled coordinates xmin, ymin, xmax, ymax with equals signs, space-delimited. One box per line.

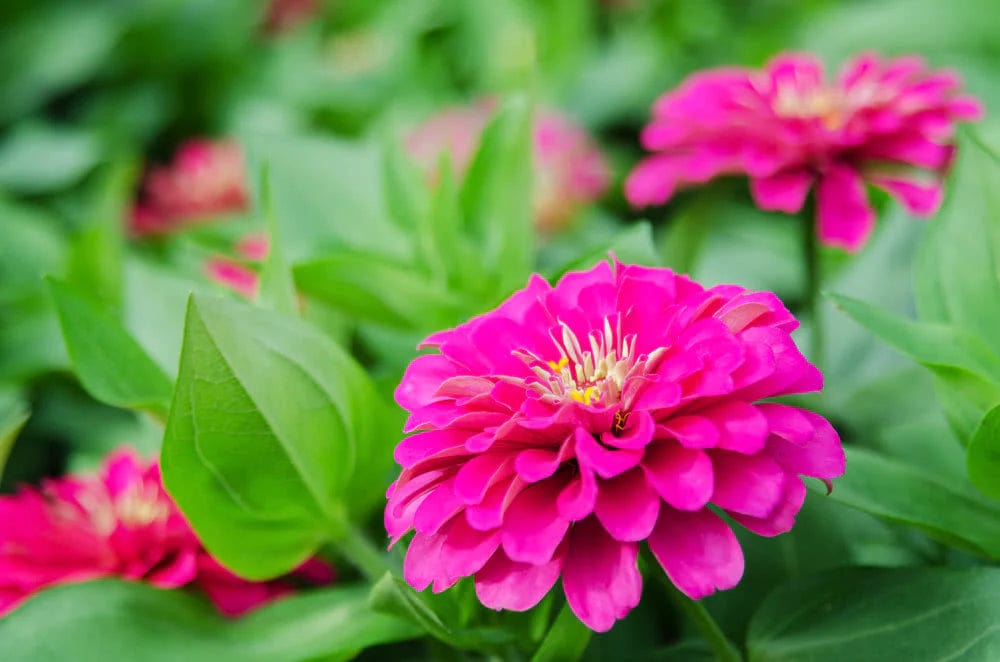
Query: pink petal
xmin=453 ymin=454 xmax=515 ymax=505
xmin=395 ymin=354 xmax=463 ymax=412
xmin=556 ymin=465 xmax=599 ymax=521
xmin=749 ymin=169 xmax=813 ymax=213
xmin=440 ymin=516 xmax=502 ymax=580
xmin=403 ymin=532 xmax=449 ymax=591
xmin=561 ymin=517 xmax=642 ymax=632
xmin=642 ymin=441 xmax=713 ymax=511
xmin=501 ymin=479 xmax=570 ymax=564
xmin=413 ymin=482 xmax=464 ymax=535
xmin=697 ymin=401 xmax=768 ymax=454
xmin=759 ymin=405 xmax=845 ymax=481
xmin=869 ymin=175 xmax=943 ymax=216
xmin=594 ymin=469 xmax=660 ymax=541
xmin=624 ymin=155 xmax=681 ymax=207
xmin=730 ymin=475 xmax=807 ymax=537
xmin=574 ymin=427 xmax=644 ymax=478
xmin=648 ymin=507 xmax=744 ymax=600
xmin=709 ymin=451 xmax=787 ymax=518
xmin=475 ymin=544 xmax=565 ymax=612
xmin=657 ymin=416 xmax=720 ymax=449
xmin=601 ymin=409 xmax=655 ymax=450
xmin=816 ymin=164 xmax=876 ymax=252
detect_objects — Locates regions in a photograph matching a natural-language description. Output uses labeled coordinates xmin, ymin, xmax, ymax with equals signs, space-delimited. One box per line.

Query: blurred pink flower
xmin=406 ymin=101 xmax=610 ymax=233
xmin=264 ymin=0 xmax=319 ymax=34
xmin=385 ymin=260 xmax=844 ymax=632
xmin=626 ymin=52 xmax=983 ymax=251
xmin=0 ymin=448 xmax=333 ymax=618
xmin=130 ymin=139 xmax=248 ymax=236
xmin=205 ymin=232 xmax=270 ymax=300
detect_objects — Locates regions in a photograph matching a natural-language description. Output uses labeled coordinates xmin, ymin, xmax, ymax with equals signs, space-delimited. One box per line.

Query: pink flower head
xmin=405 ymin=101 xmax=610 ymax=233
xmin=386 ymin=260 xmax=844 ymax=632
xmin=0 ymin=448 xmax=333 ymax=617
xmin=205 ymin=232 xmax=270 ymax=300
xmin=130 ymin=139 xmax=248 ymax=236
xmin=626 ymin=52 xmax=983 ymax=251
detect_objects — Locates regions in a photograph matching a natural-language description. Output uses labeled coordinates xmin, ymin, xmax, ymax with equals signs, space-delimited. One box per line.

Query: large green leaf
xmin=830 ymin=293 xmax=1000 ymax=440
xmin=915 ymin=134 xmax=1000 ymax=358
xmin=0 ymin=123 xmax=101 ymax=194
xmin=241 ymin=132 xmax=408 ymax=264
xmin=459 ymin=96 xmax=535 ymax=295
xmin=0 ymin=580 xmax=420 ymax=662
xmin=0 ymin=5 xmax=118 ymax=123
xmin=829 ymin=447 xmax=1000 ymax=559
xmin=294 ymin=252 xmax=467 ymax=330
xmin=748 ymin=567 xmax=1000 ymax=661
xmin=162 ymin=295 xmax=393 ymax=579
xmin=968 ymin=404 xmax=1000 ymax=501
xmin=47 ymin=278 xmax=173 ymax=418
xmin=829 ymin=293 xmax=1000 ymax=384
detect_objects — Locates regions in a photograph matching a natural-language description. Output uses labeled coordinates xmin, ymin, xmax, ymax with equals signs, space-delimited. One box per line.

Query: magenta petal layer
xmin=626 ymin=51 xmax=982 ymax=251
xmin=386 ymin=260 xmax=844 ymax=631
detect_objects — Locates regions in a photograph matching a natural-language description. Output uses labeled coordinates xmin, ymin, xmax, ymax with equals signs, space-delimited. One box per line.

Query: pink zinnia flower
xmin=130 ymin=139 xmax=248 ymax=236
xmin=386 ymin=260 xmax=844 ymax=632
xmin=0 ymin=448 xmax=333 ymax=617
xmin=626 ymin=52 xmax=983 ymax=251
xmin=406 ymin=101 xmax=611 ymax=233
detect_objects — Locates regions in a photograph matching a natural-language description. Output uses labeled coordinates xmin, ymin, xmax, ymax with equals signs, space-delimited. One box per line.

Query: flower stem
xmin=332 ymin=521 xmax=393 ymax=582
xmin=664 ymin=582 xmax=743 ymax=662
xmin=802 ymin=211 xmax=824 ymax=369
xmin=530 ymin=602 xmax=592 ymax=662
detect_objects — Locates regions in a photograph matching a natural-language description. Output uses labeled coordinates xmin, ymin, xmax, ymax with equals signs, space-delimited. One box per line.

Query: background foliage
xmin=2 ymin=0 xmax=1000 ymax=660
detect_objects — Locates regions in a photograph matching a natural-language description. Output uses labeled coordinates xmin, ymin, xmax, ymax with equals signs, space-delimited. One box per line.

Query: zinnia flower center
xmin=520 ymin=317 xmax=645 ymax=407
xmin=771 ymin=83 xmax=847 ymax=130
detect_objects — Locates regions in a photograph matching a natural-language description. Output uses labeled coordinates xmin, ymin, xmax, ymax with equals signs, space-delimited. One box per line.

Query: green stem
xmin=332 ymin=522 xmax=393 ymax=582
xmin=664 ymin=582 xmax=742 ymax=662
xmin=803 ymin=211 xmax=824 ymax=369
xmin=530 ymin=602 xmax=592 ymax=662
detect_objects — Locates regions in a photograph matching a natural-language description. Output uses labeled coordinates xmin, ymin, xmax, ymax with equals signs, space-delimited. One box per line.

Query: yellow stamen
xmin=548 ymin=357 xmax=569 ymax=372
xmin=570 ymin=386 xmax=600 ymax=406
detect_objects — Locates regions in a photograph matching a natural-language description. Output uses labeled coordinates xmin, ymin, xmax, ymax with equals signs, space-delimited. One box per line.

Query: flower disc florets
xmin=386 ymin=260 xmax=844 ymax=631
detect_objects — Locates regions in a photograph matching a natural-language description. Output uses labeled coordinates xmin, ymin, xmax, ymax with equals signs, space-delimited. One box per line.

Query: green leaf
xmin=0 ymin=580 xmax=420 ymax=662
xmin=256 ymin=169 xmax=297 ymax=316
xmin=67 ymin=160 xmax=136 ymax=312
xmin=380 ymin=135 xmax=428 ymax=231
xmin=162 ymin=295 xmax=393 ymax=579
xmin=369 ymin=573 xmax=515 ymax=652
xmin=460 ymin=96 xmax=535 ymax=295
xmin=530 ymin=603 xmax=592 ymax=662
xmin=47 ymin=278 xmax=173 ymax=418
xmin=915 ymin=134 xmax=1000 ymax=358
xmin=552 ymin=222 xmax=660 ymax=278
xmin=0 ymin=391 xmax=29 ymax=484
xmin=0 ymin=5 xmax=118 ymax=123
xmin=294 ymin=252 xmax=467 ymax=330
xmin=830 ymin=293 xmax=1000 ymax=440
xmin=241 ymin=133 xmax=408 ymax=263
xmin=829 ymin=293 xmax=1000 ymax=384
xmin=0 ymin=123 xmax=101 ymax=194
xmin=968 ymin=404 xmax=1000 ymax=501
xmin=748 ymin=567 xmax=1000 ymax=662
xmin=829 ymin=447 xmax=1000 ymax=559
